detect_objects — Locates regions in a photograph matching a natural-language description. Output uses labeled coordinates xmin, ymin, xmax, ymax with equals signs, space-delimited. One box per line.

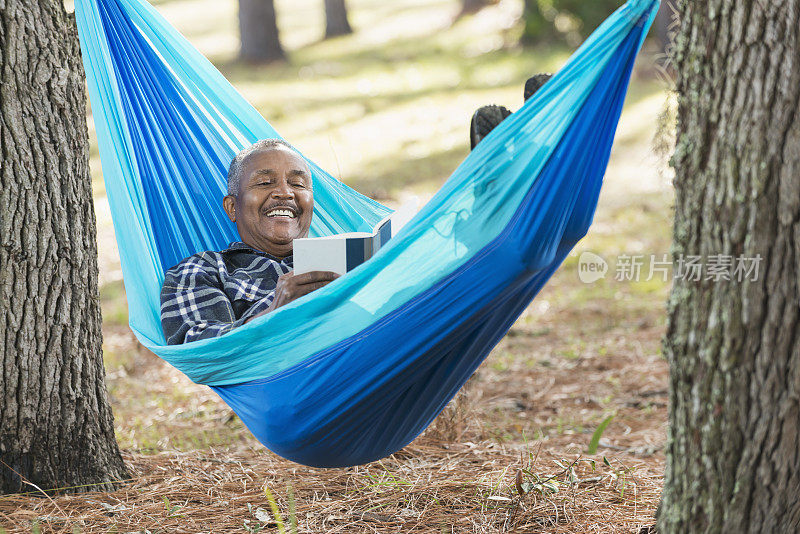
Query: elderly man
xmin=160 ymin=139 xmax=338 ymax=345
xmin=161 ymin=73 xmax=552 ymax=345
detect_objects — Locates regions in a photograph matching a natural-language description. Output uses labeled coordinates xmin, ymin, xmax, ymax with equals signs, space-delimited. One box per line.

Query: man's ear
xmin=222 ymin=195 xmax=236 ymax=223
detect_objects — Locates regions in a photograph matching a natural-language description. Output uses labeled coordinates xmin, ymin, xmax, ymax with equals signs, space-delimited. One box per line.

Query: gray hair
xmin=226 ymin=138 xmax=299 ymax=196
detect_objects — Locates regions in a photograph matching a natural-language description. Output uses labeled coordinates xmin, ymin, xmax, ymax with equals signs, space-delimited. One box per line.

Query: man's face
xmin=223 ymin=146 xmax=313 ymax=258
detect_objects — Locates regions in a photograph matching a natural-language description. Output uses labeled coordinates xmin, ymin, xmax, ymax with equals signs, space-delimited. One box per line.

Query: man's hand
xmin=245 ymin=271 xmax=340 ymax=323
xmin=270 ymin=270 xmax=340 ymax=310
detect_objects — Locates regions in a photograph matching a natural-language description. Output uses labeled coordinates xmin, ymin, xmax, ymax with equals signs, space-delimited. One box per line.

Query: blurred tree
xmin=239 ymin=0 xmax=285 ymax=63
xmin=460 ymin=0 xmax=490 ymax=14
xmin=520 ymin=0 xmax=554 ymax=45
xmin=520 ymin=0 xmax=622 ymax=44
xmin=324 ymin=0 xmax=352 ymax=38
xmin=660 ymin=0 xmax=800 ymax=531
xmin=456 ymin=0 xmax=504 ymax=20
xmin=0 ymin=0 xmax=128 ymax=493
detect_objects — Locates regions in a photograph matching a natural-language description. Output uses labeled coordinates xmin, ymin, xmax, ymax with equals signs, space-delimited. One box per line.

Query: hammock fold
xmin=75 ymin=0 xmax=658 ymax=467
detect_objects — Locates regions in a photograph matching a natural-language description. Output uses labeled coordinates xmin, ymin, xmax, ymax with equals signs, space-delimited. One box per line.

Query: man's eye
xmin=291 ymin=182 xmax=306 ymax=188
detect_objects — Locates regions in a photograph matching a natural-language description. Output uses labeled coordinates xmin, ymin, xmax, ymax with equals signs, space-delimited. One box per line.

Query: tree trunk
xmin=239 ymin=0 xmax=285 ymax=63
xmin=324 ymin=0 xmax=352 ymax=39
xmin=0 ymin=0 xmax=128 ymax=494
xmin=460 ymin=0 xmax=490 ymax=16
xmin=659 ymin=0 xmax=800 ymax=531
xmin=519 ymin=0 xmax=553 ymax=45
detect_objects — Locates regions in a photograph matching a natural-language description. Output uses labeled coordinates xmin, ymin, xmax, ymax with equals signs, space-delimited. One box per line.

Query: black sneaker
xmin=523 ymin=73 xmax=553 ymax=101
xmin=469 ymin=73 xmax=553 ymax=151
xmin=470 ymin=104 xmax=512 ymax=150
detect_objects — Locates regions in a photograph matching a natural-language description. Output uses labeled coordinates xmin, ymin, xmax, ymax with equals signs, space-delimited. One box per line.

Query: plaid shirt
xmin=160 ymin=242 xmax=293 ymax=345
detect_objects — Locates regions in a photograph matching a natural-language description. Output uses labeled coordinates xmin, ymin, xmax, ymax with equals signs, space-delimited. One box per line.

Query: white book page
xmin=292 ymin=197 xmax=420 ymax=275
xmin=292 ymin=238 xmax=347 ymax=275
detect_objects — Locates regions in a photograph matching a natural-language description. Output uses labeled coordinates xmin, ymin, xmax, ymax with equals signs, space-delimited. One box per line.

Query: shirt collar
xmin=222 ymin=241 xmax=292 ymax=263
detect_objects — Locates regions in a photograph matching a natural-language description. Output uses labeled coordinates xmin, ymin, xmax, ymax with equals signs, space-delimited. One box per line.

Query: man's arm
xmin=160 ymin=254 xmax=263 ymax=345
xmin=160 ymin=255 xmax=339 ymax=344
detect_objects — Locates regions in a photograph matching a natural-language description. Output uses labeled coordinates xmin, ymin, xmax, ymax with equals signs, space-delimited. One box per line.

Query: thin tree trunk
xmin=659 ymin=0 xmax=800 ymax=531
xmin=460 ymin=0 xmax=489 ymax=15
xmin=239 ymin=0 xmax=285 ymax=63
xmin=519 ymin=0 xmax=552 ymax=45
xmin=0 ymin=0 xmax=128 ymax=493
xmin=324 ymin=0 xmax=352 ymax=39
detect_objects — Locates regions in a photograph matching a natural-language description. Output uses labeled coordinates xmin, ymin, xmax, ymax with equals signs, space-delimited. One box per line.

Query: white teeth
xmin=267 ymin=208 xmax=296 ymax=218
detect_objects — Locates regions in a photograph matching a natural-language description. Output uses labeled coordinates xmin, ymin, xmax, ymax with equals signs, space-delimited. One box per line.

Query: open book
xmin=293 ymin=213 xmax=393 ymax=275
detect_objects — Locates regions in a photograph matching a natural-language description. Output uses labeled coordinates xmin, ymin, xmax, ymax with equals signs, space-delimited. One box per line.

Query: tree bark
xmin=0 ymin=0 xmax=128 ymax=493
xmin=324 ymin=0 xmax=352 ymax=39
xmin=660 ymin=0 xmax=800 ymax=531
xmin=239 ymin=0 xmax=286 ymax=63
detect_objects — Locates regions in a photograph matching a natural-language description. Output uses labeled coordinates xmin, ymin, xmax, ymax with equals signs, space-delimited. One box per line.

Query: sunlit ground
xmin=10 ymin=0 xmax=678 ymax=531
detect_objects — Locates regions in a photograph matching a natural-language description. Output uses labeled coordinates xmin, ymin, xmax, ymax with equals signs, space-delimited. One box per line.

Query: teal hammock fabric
xmin=75 ymin=0 xmax=658 ymax=467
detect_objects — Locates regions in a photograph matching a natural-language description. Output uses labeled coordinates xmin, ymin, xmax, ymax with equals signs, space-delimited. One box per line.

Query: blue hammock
xmin=75 ymin=0 xmax=658 ymax=467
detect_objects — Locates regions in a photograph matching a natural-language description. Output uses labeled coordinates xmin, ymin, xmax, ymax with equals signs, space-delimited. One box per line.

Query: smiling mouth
xmin=265 ymin=207 xmax=298 ymax=219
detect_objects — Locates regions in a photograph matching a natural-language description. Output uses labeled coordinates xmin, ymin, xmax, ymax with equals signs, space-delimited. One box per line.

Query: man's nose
xmin=271 ymin=179 xmax=294 ymax=198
